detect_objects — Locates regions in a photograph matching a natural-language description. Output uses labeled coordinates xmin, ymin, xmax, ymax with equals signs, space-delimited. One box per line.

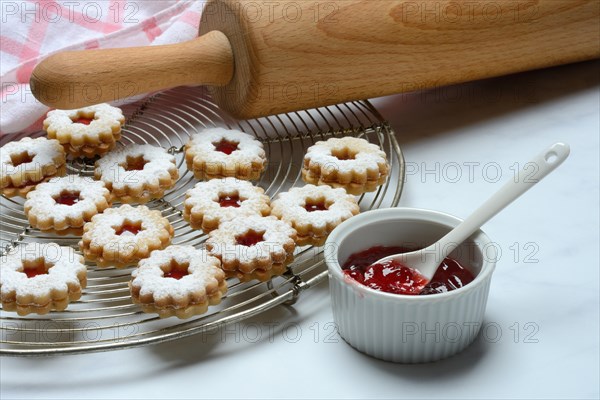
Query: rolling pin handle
xmin=30 ymin=30 xmax=234 ymax=109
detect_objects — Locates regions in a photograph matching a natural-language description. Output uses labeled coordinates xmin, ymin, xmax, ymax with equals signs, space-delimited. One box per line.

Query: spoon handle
xmin=432 ymin=142 xmax=570 ymax=259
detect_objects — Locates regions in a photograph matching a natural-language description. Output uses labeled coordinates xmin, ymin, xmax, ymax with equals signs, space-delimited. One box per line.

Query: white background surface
xmin=1 ymin=60 xmax=599 ymax=399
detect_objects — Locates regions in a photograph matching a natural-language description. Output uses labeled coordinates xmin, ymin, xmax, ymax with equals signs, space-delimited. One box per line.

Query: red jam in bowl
xmin=342 ymin=246 xmax=475 ymax=296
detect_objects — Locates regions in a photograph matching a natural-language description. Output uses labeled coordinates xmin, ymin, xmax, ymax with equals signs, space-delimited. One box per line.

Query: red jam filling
xmin=164 ymin=262 xmax=189 ymax=280
xmin=54 ymin=190 xmax=81 ymax=206
xmin=236 ymin=230 xmax=265 ymax=247
xmin=213 ymin=139 xmax=239 ymax=155
xmin=74 ymin=117 xmax=94 ymax=125
xmin=304 ymin=201 xmax=328 ymax=212
xmin=22 ymin=261 xmax=49 ymax=278
xmin=10 ymin=151 xmax=34 ymax=167
xmin=115 ymin=221 xmax=143 ymax=236
xmin=219 ymin=194 xmax=242 ymax=208
xmin=164 ymin=270 xmax=187 ymax=280
xmin=125 ymin=155 xmax=147 ymax=171
xmin=343 ymin=246 xmax=475 ymax=296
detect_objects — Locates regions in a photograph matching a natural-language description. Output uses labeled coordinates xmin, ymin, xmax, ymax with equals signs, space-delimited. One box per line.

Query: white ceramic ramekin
xmin=325 ymin=207 xmax=497 ymax=363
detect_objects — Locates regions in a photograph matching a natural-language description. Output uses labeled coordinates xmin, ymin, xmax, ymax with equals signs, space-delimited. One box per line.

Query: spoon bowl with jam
xmin=325 ymin=207 xmax=497 ymax=363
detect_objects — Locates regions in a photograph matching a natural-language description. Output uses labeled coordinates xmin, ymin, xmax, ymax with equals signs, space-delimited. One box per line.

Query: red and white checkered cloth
xmin=1 ymin=0 xmax=204 ymax=136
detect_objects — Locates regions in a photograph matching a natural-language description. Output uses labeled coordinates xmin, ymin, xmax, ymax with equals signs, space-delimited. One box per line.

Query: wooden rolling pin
xmin=31 ymin=0 xmax=600 ymax=119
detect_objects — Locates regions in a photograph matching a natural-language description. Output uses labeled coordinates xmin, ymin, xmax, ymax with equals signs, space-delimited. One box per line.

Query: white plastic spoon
xmin=376 ymin=142 xmax=571 ymax=283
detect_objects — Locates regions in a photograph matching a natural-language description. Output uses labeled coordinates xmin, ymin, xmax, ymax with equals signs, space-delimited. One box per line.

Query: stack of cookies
xmin=43 ymin=104 xmax=125 ymax=158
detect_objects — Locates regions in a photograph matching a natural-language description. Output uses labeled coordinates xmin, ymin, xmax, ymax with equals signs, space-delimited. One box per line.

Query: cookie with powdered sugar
xmin=130 ymin=245 xmax=227 ymax=319
xmin=25 ymin=175 xmax=112 ymax=233
xmin=79 ymin=204 xmax=174 ymax=268
xmin=271 ymin=184 xmax=360 ymax=246
xmin=43 ymin=103 xmax=125 ymax=158
xmin=0 ymin=243 xmax=87 ymax=316
xmin=302 ymin=137 xmax=389 ymax=195
xmin=0 ymin=137 xmax=66 ymax=197
xmin=94 ymin=144 xmax=179 ymax=204
xmin=183 ymin=178 xmax=271 ymax=233
xmin=206 ymin=216 xmax=296 ymax=282
xmin=184 ymin=128 xmax=266 ymax=181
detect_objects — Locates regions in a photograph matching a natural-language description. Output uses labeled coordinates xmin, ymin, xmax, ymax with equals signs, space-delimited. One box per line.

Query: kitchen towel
xmin=1 ymin=0 xmax=203 ymax=136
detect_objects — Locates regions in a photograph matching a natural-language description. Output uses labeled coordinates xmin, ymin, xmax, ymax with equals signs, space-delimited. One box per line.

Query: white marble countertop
xmin=2 ymin=60 xmax=598 ymax=399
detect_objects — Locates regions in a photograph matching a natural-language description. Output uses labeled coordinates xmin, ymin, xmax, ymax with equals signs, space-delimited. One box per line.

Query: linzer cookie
xmin=271 ymin=184 xmax=360 ymax=246
xmin=130 ymin=245 xmax=227 ymax=319
xmin=183 ymin=178 xmax=271 ymax=233
xmin=94 ymin=144 xmax=179 ymax=204
xmin=0 ymin=243 xmax=87 ymax=316
xmin=184 ymin=128 xmax=266 ymax=180
xmin=302 ymin=137 xmax=389 ymax=195
xmin=206 ymin=216 xmax=296 ymax=282
xmin=24 ymin=175 xmax=112 ymax=233
xmin=43 ymin=103 xmax=125 ymax=158
xmin=79 ymin=204 xmax=174 ymax=268
xmin=0 ymin=137 xmax=66 ymax=197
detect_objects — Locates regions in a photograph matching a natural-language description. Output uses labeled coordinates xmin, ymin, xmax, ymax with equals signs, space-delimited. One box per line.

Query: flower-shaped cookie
xmin=79 ymin=204 xmax=174 ymax=268
xmin=0 ymin=137 xmax=66 ymax=197
xmin=24 ymin=175 xmax=112 ymax=232
xmin=94 ymin=144 xmax=179 ymax=204
xmin=271 ymin=184 xmax=360 ymax=246
xmin=130 ymin=245 xmax=227 ymax=319
xmin=184 ymin=128 xmax=266 ymax=180
xmin=43 ymin=103 xmax=125 ymax=158
xmin=0 ymin=243 xmax=87 ymax=315
xmin=183 ymin=178 xmax=271 ymax=233
xmin=302 ymin=137 xmax=389 ymax=195
xmin=206 ymin=216 xmax=297 ymax=282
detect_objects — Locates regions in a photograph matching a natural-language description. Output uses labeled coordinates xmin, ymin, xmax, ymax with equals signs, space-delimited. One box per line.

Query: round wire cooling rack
xmin=0 ymin=86 xmax=405 ymax=356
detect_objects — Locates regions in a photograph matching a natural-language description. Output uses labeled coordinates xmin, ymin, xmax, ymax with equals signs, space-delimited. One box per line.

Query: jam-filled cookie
xmin=94 ymin=144 xmax=179 ymax=204
xmin=0 ymin=243 xmax=87 ymax=316
xmin=183 ymin=178 xmax=271 ymax=233
xmin=302 ymin=137 xmax=389 ymax=195
xmin=206 ymin=216 xmax=296 ymax=282
xmin=79 ymin=204 xmax=174 ymax=268
xmin=271 ymin=184 xmax=360 ymax=246
xmin=184 ymin=128 xmax=266 ymax=180
xmin=0 ymin=137 xmax=66 ymax=197
xmin=24 ymin=175 xmax=112 ymax=233
xmin=43 ymin=103 xmax=125 ymax=158
xmin=130 ymin=245 xmax=227 ymax=319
